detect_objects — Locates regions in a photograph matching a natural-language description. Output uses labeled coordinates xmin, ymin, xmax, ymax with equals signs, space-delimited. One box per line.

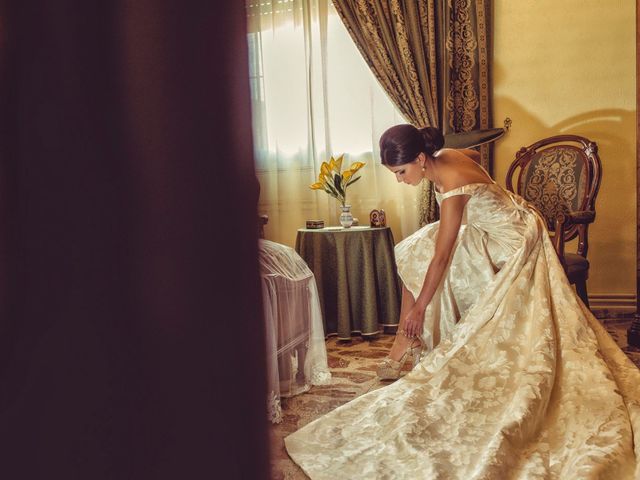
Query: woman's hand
xmin=402 ymin=304 xmax=425 ymax=338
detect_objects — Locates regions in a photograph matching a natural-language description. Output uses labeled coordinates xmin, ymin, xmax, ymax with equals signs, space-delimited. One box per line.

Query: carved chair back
xmin=505 ymin=135 xmax=602 ymax=258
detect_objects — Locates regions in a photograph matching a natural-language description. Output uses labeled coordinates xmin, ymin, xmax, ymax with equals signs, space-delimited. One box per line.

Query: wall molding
xmin=589 ymin=293 xmax=636 ymax=318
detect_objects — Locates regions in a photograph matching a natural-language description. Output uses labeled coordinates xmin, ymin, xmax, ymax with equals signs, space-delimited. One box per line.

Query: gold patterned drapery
xmin=332 ymin=0 xmax=492 ymax=225
xmin=332 ymin=0 xmax=441 ymax=223
xmin=438 ymin=0 xmax=492 ymax=167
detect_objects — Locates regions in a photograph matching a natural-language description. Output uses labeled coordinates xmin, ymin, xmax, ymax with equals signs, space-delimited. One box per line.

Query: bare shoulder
xmin=434 ymin=148 xmax=461 ymax=158
xmin=434 ymin=149 xmax=492 ymax=192
xmin=436 ymin=148 xmax=479 ymax=162
xmin=457 ymin=148 xmax=481 ymax=162
xmin=433 ymin=153 xmax=475 ymax=190
xmin=437 ymin=167 xmax=466 ymax=193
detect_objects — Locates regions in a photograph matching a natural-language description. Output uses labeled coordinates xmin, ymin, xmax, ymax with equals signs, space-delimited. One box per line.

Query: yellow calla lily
xmin=310 ymin=154 xmax=362 ymax=203
xmin=349 ymin=161 xmax=365 ymax=173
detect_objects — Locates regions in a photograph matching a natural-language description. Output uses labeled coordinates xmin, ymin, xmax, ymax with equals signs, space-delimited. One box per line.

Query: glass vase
xmin=339 ymin=204 xmax=353 ymax=228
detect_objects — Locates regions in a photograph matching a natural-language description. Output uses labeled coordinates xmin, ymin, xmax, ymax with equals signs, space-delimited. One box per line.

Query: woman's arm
xmin=402 ymin=195 xmax=467 ymax=337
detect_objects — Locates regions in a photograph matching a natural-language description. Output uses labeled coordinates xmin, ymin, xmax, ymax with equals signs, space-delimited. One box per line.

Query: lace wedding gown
xmin=285 ymin=182 xmax=640 ymax=479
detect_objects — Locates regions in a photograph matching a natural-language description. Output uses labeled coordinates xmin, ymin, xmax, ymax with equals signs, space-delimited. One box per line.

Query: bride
xmin=285 ymin=124 xmax=640 ymax=479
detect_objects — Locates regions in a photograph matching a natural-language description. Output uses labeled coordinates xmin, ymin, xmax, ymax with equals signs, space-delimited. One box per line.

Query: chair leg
xmin=575 ymin=280 xmax=589 ymax=309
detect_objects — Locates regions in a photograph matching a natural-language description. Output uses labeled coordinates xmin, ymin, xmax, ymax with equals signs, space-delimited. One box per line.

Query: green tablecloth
xmin=295 ymin=226 xmax=401 ymax=339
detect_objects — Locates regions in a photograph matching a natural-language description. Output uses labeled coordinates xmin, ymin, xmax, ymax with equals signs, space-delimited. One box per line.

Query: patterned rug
xmin=269 ymin=319 xmax=640 ymax=479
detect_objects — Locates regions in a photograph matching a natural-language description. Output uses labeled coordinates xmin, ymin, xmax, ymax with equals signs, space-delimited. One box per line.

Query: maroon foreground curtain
xmin=0 ymin=1 xmax=268 ymax=478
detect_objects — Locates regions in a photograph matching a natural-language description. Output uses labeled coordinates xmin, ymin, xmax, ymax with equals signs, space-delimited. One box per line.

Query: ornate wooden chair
xmin=506 ymin=135 xmax=602 ymax=307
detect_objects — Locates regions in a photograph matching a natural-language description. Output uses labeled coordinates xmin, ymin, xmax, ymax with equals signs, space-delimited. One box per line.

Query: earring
xmin=421 ymin=165 xmax=426 ymax=173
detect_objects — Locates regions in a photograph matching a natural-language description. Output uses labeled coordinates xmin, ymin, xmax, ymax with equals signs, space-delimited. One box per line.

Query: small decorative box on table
xmin=305 ymin=220 xmax=325 ymax=229
xmin=295 ymin=225 xmax=401 ymax=339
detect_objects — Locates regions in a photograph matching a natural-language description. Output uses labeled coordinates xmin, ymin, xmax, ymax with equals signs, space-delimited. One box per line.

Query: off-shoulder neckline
xmin=435 ymin=181 xmax=496 ymax=196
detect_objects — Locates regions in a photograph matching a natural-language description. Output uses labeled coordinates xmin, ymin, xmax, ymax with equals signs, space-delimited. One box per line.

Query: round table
xmin=295 ymin=226 xmax=401 ymax=339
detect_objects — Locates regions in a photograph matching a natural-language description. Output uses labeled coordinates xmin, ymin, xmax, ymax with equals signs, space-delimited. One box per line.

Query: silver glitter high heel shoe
xmin=376 ymin=332 xmax=424 ymax=380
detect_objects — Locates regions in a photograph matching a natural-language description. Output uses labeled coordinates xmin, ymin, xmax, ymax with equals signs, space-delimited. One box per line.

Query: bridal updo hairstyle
xmin=379 ymin=124 xmax=444 ymax=167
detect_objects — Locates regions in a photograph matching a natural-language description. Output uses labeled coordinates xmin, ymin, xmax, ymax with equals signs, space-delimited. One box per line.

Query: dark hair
xmin=379 ymin=124 xmax=444 ymax=166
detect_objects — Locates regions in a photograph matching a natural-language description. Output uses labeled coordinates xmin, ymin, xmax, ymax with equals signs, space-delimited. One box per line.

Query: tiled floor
xmin=270 ymin=319 xmax=640 ymax=479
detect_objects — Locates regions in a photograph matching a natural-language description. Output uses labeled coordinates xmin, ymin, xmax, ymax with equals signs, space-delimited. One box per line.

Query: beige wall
xmin=493 ymin=0 xmax=636 ymax=301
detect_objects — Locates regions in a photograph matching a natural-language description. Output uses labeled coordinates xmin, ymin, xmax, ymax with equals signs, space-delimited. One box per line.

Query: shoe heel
xmin=411 ymin=346 xmax=423 ymax=368
xmin=376 ymin=338 xmax=425 ymax=380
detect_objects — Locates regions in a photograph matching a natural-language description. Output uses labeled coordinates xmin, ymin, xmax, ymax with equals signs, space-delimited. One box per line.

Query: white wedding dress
xmin=285 ymin=182 xmax=640 ymax=479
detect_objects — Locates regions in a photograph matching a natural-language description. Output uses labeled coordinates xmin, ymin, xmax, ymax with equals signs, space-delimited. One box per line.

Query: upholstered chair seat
xmin=565 ymin=252 xmax=589 ymax=279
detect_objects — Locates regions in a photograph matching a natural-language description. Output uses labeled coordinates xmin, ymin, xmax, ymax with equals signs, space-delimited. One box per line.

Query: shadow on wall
xmin=494 ymin=96 xmax=634 ymax=189
xmin=492 ymin=58 xmax=635 ymax=167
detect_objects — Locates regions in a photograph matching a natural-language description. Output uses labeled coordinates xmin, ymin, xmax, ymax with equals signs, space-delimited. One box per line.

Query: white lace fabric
xmin=260 ymin=240 xmax=331 ymax=424
xmin=285 ymin=183 xmax=640 ymax=479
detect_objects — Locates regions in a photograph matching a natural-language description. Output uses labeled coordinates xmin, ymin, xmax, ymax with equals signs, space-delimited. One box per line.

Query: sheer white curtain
xmin=247 ymin=0 xmax=420 ymax=246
